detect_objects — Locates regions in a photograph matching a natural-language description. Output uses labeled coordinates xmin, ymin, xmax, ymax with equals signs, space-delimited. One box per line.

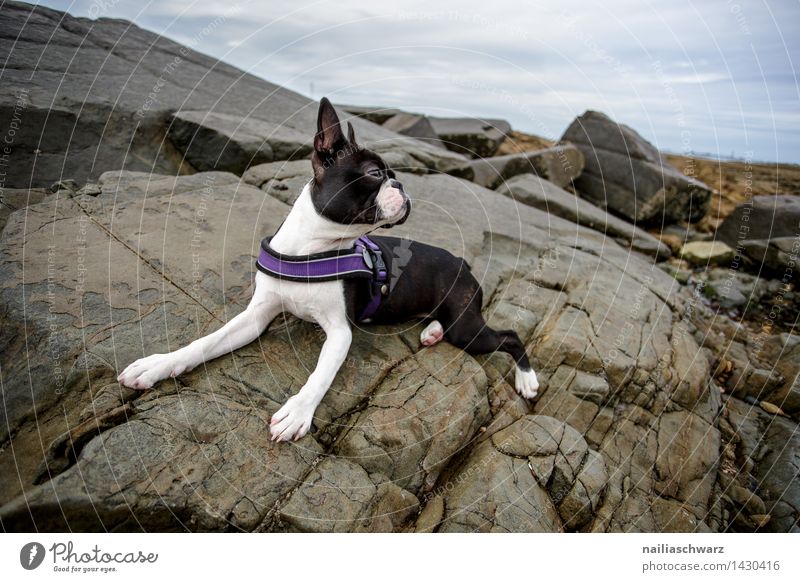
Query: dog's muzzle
xmin=378 ymin=179 xmax=410 ymax=226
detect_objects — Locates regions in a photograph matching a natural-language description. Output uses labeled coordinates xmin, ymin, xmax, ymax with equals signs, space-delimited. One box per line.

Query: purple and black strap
xmin=256 ymin=235 xmax=389 ymax=321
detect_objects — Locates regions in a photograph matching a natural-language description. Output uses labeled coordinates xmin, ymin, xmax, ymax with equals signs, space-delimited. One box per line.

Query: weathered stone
xmin=168 ymin=110 xmax=312 ymax=174
xmin=241 ymin=160 xmax=311 ymax=204
xmin=414 ymin=495 xmax=445 ymax=532
xmin=754 ymin=333 xmax=800 ymax=418
xmin=562 ymin=111 xmax=711 ymax=224
xmin=2 ymin=0 xmax=788 ymax=534
xmin=429 ymin=117 xmax=511 ymax=158
xmin=495 ymin=174 xmax=670 ymax=260
xmin=724 ymin=397 xmax=800 ymax=532
xmin=702 ymin=268 xmax=763 ymax=309
xmin=382 ymin=113 xmax=442 ymax=146
xmin=740 ymin=237 xmax=799 ymax=280
xmin=655 ymin=411 xmax=720 ymax=508
xmin=680 ymin=241 xmax=734 ymax=266
xmin=469 ymin=145 xmax=584 ymax=189
xmin=715 ymin=195 xmax=800 ymax=248
xmin=0 ymin=188 xmax=49 ymax=232
xmin=439 ymin=416 xmax=607 ymax=532
xmin=277 ymin=458 xmax=418 ymax=532
xmin=339 ymin=104 xmax=403 ymax=125
xmin=570 ymin=370 xmax=610 ymax=405
xmin=0 ymin=393 xmax=323 ymax=531
xmin=334 ymin=344 xmax=490 ymax=494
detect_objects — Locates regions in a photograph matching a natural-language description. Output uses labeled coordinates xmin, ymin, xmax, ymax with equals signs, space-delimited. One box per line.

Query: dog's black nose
xmin=390 ymin=179 xmax=403 ymax=192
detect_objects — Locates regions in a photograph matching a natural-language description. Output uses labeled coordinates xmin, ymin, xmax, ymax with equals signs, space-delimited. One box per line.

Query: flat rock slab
xmin=680 ymin=241 xmax=734 ymax=265
xmin=469 ymin=145 xmax=584 ymax=189
xmin=241 ymin=160 xmax=311 ymax=205
xmin=495 ymin=174 xmax=671 ymax=260
xmin=168 ymin=111 xmax=313 ymax=174
xmin=382 ymin=113 xmax=444 ymax=148
xmin=430 ymin=117 xmax=512 ymax=158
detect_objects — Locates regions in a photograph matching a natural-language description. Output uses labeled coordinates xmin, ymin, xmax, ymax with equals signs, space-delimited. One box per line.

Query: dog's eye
xmin=366 ymin=168 xmax=383 ymax=178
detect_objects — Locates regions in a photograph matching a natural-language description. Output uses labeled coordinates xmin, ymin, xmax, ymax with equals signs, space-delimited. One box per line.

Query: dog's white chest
xmin=258 ymin=272 xmax=346 ymax=323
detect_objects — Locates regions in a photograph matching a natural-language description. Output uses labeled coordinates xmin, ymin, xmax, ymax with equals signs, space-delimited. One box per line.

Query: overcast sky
xmin=40 ymin=0 xmax=799 ymax=163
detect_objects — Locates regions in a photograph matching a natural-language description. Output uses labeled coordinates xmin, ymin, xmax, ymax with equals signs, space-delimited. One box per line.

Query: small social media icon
xmin=20 ymin=542 xmax=46 ymax=570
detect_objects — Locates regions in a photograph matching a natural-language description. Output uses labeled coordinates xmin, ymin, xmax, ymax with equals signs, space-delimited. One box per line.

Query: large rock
xmin=715 ymin=196 xmax=800 ymax=279
xmin=382 ymin=113 xmax=443 ymax=147
xmin=0 ymin=2 xmax=471 ymax=187
xmin=434 ymin=416 xmax=607 ymax=532
xmin=0 ymin=1 xmax=305 ymax=187
xmin=429 ymin=117 xmax=511 ymax=158
xmin=339 ymin=104 xmax=402 ymax=125
xmin=241 ymin=160 xmax=311 ymax=205
xmin=724 ymin=397 xmax=800 ymax=532
xmin=740 ymin=238 xmax=799 ymax=280
xmin=0 ymin=165 xmax=728 ymax=532
xmin=335 ymin=345 xmax=490 ymax=494
xmin=755 ymin=333 xmax=800 ymax=418
xmin=168 ymin=111 xmax=312 ymax=174
xmin=469 ymin=145 xmax=585 ymax=189
xmin=716 ymin=195 xmax=800 ymax=247
xmin=561 ymin=111 xmax=712 ymax=224
xmin=276 ymin=458 xmax=419 ymax=532
xmin=495 ymin=174 xmax=671 ymax=260
xmin=0 ymin=188 xmax=48 ymax=233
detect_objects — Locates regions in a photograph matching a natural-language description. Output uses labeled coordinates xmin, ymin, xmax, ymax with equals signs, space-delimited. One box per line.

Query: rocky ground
xmin=0 ymin=1 xmax=797 ymax=533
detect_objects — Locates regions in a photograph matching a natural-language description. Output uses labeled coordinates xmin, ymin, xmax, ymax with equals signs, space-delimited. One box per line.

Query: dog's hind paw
xmin=420 ymin=320 xmax=444 ymax=347
xmin=515 ymin=367 xmax=539 ymax=399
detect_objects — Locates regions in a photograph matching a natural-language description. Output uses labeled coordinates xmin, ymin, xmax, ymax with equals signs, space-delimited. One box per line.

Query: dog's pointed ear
xmin=314 ymin=97 xmax=345 ymax=154
xmin=347 ymin=122 xmax=358 ymax=147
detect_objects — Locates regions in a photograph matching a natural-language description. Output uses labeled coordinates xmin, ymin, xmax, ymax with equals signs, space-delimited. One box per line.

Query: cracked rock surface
xmin=0 ymin=166 xmax=748 ymax=532
xmin=1 ymin=0 xmax=796 ymax=534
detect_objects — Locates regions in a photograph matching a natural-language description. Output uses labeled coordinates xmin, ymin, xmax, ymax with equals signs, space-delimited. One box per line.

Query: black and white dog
xmin=118 ymin=98 xmax=538 ymax=442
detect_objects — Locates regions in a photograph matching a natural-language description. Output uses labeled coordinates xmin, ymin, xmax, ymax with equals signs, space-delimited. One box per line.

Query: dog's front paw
xmin=117 ymin=353 xmax=188 ymax=390
xmin=515 ymin=367 xmax=539 ymax=399
xmin=270 ymin=394 xmax=315 ymax=442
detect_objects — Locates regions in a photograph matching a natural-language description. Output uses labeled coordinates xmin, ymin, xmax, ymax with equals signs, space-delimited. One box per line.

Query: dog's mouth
xmin=376 ymin=184 xmax=410 ymax=226
xmin=392 ymin=196 xmax=411 ymax=225
xmin=377 ymin=195 xmax=410 ymax=227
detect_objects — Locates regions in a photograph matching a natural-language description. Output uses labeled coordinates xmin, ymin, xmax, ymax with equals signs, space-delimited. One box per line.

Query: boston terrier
xmin=117 ymin=98 xmax=538 ymax=442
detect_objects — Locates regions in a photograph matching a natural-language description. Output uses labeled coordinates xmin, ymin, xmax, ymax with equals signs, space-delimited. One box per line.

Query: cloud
xmin=35 ymin=0 xmax=800 ymax=161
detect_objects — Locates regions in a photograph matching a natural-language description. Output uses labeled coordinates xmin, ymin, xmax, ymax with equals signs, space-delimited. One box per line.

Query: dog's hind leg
xmin=436 ymin=273 xmax=539 ymax=399
xmin=118 ymin=272 xmax=281 ymax=390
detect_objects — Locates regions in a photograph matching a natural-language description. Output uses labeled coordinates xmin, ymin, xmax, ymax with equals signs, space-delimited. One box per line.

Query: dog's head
xmin=310 ymin=97 xmax=410 ymax=229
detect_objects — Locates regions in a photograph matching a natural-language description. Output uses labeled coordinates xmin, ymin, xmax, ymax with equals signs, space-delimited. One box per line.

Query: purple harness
xmin=256 ymin=235 xmax=389 ymax=322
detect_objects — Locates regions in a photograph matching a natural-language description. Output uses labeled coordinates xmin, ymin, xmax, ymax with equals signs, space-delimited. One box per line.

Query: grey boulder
xmin=561 ymin=111 xmax=712 ymax=224
xmin=469 ymin=145 xmax=585 ymax=189
xmin=382 ymin=113 xmax=443 ymax=147
xmin=429 ymin=117 xmax=512 ymax=158
xmin=715 ymin=195 xmax=800 ymax=279
xmin=168 ymin=111 xmax=312 ymax=174
xmin=716 ymin=195 xmax=800 ymax=247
